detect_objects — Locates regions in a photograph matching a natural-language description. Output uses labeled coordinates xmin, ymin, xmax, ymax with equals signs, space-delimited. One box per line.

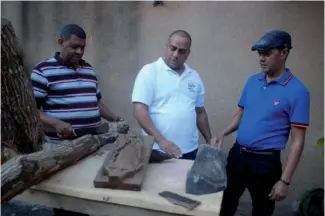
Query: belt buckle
xmin=240 ymin=146 xmax=247 ymax=154
xmin=241 ymin=146 xmax=258 ymax=155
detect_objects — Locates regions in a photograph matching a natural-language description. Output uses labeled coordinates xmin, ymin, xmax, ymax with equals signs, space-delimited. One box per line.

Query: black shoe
xmin=153 ymin=1 xmax=164 ymax=7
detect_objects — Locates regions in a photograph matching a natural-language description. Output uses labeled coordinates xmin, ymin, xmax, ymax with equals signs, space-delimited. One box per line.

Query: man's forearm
xmin=98 ymin=101 xmax=119 ymax=121
xmin=281 ymin=140 xmax=304 ymax=182
xmin=134 ymin=106 xmax=165 ymax=142
xmin=136 ymin=115 xmax=165 ymax=142
xmin=197 ymin=111 xmax=212 ymax=143
xmin=39 ymin=111 xmax=63 ymax=133
xmin=220 ymin=109 xmax=243 ymax=136
xmin=39 ymin=111 xmax=60 ymax=128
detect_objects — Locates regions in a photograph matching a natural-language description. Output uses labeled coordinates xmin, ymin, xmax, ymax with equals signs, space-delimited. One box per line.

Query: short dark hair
xmin=168 ymin=30 xmax=192 ymax=44
xmin=60 ymin=24 xmax=86 ymax=40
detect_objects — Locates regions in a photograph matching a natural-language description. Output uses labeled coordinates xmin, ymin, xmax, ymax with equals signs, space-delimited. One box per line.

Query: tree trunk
xmin=1 ymin=132 xmax=120 ymax=203
xmin=1 ymin=18 xmax=44 ymax=163
xmin=0 ymin=18 xmax=132 ymax=203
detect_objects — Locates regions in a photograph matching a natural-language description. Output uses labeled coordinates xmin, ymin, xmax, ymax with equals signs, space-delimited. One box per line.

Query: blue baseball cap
xmin=251 ymin=30 xmax=292 ymax=51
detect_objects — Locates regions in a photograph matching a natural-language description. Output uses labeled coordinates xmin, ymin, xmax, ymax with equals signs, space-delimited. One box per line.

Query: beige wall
xmin=2 ymin=1 xmax=323 ymax=215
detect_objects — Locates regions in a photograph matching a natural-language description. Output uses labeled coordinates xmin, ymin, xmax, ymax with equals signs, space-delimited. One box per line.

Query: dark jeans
xmin=219 ymin=143 xmax=282 ymax=216
xmin=180 ymin=148 xmax=198 ymax=160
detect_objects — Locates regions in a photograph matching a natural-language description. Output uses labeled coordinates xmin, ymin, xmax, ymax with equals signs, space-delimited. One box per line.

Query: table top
xmin=29 ymin=144 xmax=223 ymax=216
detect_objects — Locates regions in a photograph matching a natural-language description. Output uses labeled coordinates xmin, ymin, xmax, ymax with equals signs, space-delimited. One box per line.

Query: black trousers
xmin=180 ymin=148 xmax=198 ymax=160
xmin=219 ymin=143 xmax=282 ymax=216
xmin=53 ymin=208 xmax=88 ymax=216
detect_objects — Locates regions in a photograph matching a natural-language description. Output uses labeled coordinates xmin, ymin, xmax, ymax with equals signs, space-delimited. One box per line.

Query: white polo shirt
xmin=131 ymin=57 xmax=205 ymax=153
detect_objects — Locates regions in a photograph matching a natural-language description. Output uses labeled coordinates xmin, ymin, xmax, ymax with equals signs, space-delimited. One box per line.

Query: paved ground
xmin=1 ymin=200 xmax=53 ymax=216
xmin=235 ymin=201 xmax=295 ymax=216
xmin=2 ymin=200 xmax=294 ymax=216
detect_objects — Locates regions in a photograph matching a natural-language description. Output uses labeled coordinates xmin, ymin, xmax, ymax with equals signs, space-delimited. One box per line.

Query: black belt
xmin=234 ymin=142 xmax=280 ymax=156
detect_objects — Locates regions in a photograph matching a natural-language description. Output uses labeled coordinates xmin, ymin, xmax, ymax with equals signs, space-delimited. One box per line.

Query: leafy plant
xmin=316 ymin=137 xmax=324 ymax=156
xmin=316 ymin=137 xmax=324 ymax=147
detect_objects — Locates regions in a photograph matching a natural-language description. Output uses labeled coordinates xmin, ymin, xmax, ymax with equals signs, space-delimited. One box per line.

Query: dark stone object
xmin=149 ymin=149 xmax=173 ymax=163
xmin=185 ymin=144 xmax=227 ymax=195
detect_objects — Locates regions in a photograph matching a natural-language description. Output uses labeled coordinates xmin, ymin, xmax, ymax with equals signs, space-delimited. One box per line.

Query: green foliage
xmin=316 ymin=137 xmax=324 ymax=147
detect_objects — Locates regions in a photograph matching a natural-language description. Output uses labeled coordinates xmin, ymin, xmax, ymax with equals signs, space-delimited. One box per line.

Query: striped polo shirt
xmin=31 ymin=52 xmax=102 ymax=143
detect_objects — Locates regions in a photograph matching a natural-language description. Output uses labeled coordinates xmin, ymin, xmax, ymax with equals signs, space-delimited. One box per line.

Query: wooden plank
xmin=93 ymin=134 xmax=154 ymax=191
xmin=14 ymin=157 xmax=222 ymax=216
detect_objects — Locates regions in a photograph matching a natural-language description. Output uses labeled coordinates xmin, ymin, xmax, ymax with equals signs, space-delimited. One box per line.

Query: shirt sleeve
xmin=290 ymin=89 xmax=310 ymax=128
xmin=91 ymin=67 xmax=102 ymax=101
xmin=196 ymin=81 xmax=205 ymax=107
xmin=237 ymin=78 xmax=250 ymax=109
xmin=30 ymin=67 xmax=48 ymax=108
xmin=131 ymin=65 xmax=155 ymax=106
xmin=96 ymin=83 xmax=102 ymax=101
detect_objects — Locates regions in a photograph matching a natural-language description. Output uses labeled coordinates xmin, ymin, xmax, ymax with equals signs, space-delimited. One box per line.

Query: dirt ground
xmin=1 ymin=200 xmax=294 ymax=216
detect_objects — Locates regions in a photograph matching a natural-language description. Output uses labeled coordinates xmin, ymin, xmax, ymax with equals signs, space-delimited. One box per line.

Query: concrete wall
xmin=2 ymin=1 xmax=323 ymax=215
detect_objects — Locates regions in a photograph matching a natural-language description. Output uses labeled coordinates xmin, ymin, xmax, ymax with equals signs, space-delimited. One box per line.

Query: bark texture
xmin=0 ymin=18 xmax=132 ymax=203
xmin=1 ymin=132 xmax=120 ymax=203
xmin=93 ymin=134 xmax=154 ymax=191
xmin=104 ymin=135 xmax=145 ymax=181
xmin=1 ymin=18 xmax=44 ymax=163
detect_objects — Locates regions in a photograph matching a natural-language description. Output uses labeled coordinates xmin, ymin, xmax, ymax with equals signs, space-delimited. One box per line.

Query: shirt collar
xmin=258 ymin=68 xmax=293 ymax=85
xmin=157 ymin=57 xmax=192 ymax=75
xmin=54 ymin=52 xmax=86 ymax=67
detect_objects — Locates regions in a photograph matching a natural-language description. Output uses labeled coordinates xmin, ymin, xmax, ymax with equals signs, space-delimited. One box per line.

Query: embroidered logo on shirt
xmin=274 ymin=101 xmax=279 ymax=106
xmin=188 ymin=83 xmax=196 ymax=92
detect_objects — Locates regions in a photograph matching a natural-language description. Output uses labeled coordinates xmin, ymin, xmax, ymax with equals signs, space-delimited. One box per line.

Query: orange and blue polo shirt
xmin=236 ymin=69 xmax=310 ymax=150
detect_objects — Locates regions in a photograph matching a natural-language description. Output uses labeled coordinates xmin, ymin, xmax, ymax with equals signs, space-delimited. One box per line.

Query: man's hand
xmin=210 ymin=108 xmax=243 ymax=147
xmin=113 ymin=116 xmax=124 ymax=122
xmin=54 ymin=120 xmax=76 ymax=138
xmin=269 ymin=180 xmax=289 ymax=201
xmin=158 ymin=139 xmax=183 ymax=158
xmin=209 ymin=135 xmax=224 ymax=148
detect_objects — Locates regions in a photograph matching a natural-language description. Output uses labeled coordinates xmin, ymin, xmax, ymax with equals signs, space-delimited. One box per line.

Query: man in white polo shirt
xmin=132 ymin=30 xmax=212 ymax=159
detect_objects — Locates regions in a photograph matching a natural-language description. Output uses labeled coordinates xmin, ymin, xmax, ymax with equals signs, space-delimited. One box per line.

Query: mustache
xmin=71 ymin=55 xmax=82 ymax=59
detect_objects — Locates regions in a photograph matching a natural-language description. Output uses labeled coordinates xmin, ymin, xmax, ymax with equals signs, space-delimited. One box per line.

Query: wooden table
xmin=14 ymin=144 xmax=223 ymax=216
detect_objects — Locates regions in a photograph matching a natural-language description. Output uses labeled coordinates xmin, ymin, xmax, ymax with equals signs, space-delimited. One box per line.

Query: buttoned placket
xmin=167 ymin=69 xmax=191 ymax=91
xmin=73 ymin=66 xmax=83 ymax=80
xmin=261 ymin=70 xmax=291 ymax=90
xmin=262 ymin=79 xmax=278 ymax=91
xmin=63 ymin=66 xmax=81 ymax=87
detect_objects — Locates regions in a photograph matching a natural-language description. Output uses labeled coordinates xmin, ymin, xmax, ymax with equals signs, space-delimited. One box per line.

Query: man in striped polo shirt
xmin=31 ymin=24 xmax=123 ymax=145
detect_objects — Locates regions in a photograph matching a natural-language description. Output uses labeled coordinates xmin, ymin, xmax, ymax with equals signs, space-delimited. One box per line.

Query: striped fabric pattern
xmin=31 ymin=54 xmax=102 ymax=143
